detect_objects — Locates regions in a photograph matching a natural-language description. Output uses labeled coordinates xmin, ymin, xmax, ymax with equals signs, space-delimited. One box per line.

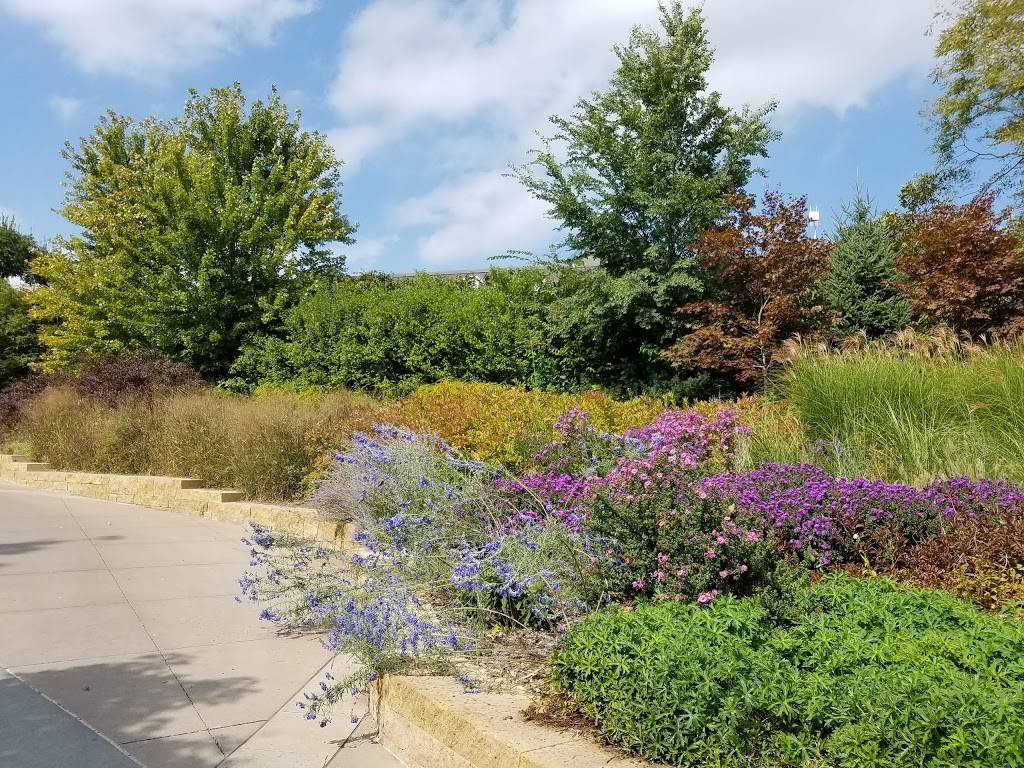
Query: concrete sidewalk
xmin=0 ymin=479 xmax=402 ymax=767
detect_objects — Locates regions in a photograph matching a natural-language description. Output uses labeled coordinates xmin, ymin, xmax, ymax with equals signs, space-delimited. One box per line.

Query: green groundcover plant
xmin=551 ymin=575 xmax=1024 ymax=768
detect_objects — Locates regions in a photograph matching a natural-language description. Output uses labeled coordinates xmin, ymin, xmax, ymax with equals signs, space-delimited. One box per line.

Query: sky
xmin=0 ymin=0 xmax=947 ymax=274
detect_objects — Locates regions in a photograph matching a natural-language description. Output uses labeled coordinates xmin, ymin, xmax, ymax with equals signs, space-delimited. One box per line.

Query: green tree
xmin=30 ymin=83 xmax=354 ymax=375
xmin=822 ymin=190 xmax=909 ymax=338
xmin=0 ymin=282 xmax=41 ymax=385
xmin=0 ymin=216 xmax=38 ymax=280
xmin=931 ymin=0 xmax=1024 ymax=201
xmin=513 ymin=2 xmax=777 ymax=393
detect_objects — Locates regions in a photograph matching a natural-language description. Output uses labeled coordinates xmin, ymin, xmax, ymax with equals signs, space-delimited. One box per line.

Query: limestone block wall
xmin=0 ymin=453 xmax=353 ymax=547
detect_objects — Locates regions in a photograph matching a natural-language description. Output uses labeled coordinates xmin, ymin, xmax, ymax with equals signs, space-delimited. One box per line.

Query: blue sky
xmin=0 ymin=0 xmax=945 ymax=273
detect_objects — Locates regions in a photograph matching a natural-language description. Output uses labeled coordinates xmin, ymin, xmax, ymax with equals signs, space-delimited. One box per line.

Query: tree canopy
xmin=931 ymin=0 xmax=1024 ymax=201
xmin=30 ymin=83 xmax=354 ymax=376
xmin=513 ymin=1 xmax=778 ymax=395
xmin=0 ymin=216 xmax=38 ymax=280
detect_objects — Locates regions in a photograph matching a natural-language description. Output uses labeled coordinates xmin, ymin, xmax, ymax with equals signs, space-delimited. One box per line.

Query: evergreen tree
xmin=822 ymin=191 xmax=909 ymax=338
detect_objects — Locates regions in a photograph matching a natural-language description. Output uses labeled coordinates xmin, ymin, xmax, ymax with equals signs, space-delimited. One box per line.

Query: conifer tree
xmin=822 ymin=191 xmax=909 ymax=338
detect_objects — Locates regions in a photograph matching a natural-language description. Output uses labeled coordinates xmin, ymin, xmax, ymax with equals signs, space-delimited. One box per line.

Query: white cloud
xmin=395 ymin=172 xmax=551 ymax=266
xmin=329 ymin=0 xmax=942 ymax=266
xmin=0 ymin=0 xmax=316 ymax=76
xmin=48 ymin=95 xmax=81 ymax=122
xmin=340 ymin=235 xmax=400 ymax=273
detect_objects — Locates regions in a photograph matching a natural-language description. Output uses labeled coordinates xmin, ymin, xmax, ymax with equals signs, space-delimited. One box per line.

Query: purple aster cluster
xmin=699 ymin=463 xmax=1024 ymax=566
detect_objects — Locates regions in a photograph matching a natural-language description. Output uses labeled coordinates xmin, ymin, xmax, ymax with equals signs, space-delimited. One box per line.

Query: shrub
xmin=0 ymin=374 xmax=53 ymax=436
xmin=240 ymin=424 xmax=609 ymax=724
xmin=227 ymin=270 xmax=552 ymax=393
xmin=72 ymin=351 xmax=200 ymax=404
xmin=867 ymin=512 xmax=1024 ymax=614
xmin=552 ymin=576 xmax=1024 ymax=767
xmin=391 ymin=381 xmax=694 ymax=472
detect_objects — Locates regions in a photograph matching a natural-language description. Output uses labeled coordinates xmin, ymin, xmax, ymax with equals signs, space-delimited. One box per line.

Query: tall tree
xmin=664 ymin=192 xmax=832 ymax=388
xmin=30 ymin=83 xmax=354 ymax=375
xmin=897 ymin=192 xmax=1024 ymax=336
xmin=0 ymin=216 xmax=38 ymax=280
xmin=822 ymin=190 xmax=909 ymax=338
xmin=931 ymin=0 xmax=1024 ymax=201
xmin=513 ymin=2 xmax=777 ymax=394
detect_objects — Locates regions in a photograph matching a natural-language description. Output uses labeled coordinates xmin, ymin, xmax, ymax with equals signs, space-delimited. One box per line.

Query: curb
xmin=0 ymin=453 xmax=354 ymax=547
xmin=372 ymin=676 xmax=647 ymax=768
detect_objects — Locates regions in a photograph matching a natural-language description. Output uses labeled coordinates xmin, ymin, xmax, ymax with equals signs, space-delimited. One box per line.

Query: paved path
xmin=0 ymin=479 xmax=402 ymax=767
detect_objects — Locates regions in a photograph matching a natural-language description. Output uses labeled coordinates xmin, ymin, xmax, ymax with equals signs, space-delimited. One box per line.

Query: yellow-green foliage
xmin=390 ymin=381 xmax=749 ymax=472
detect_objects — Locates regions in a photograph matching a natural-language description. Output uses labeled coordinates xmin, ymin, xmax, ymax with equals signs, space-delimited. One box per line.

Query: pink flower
xmin=653 ymin=570 xmax=665 ymax=582
xmin=631 ymin=577 xmax=646 ymax=590
xmin=745 ymin=530 xmax=760 ymax=543
xmin=718 ymin=569 xmax=729 ymax=578
xmin=704 ymin=549 xmax=716 ymax=558
xmin=696 ymin=590 xmax=720 ymax=604
xmin=657 ymin=553 xmax=670 ymax=564
xmin=739 ymin=564 xmax=748 ymax=573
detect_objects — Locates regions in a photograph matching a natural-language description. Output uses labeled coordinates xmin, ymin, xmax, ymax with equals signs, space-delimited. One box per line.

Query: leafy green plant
xmin=552 ymin=575 xmax=1024 ymax=767
xmin=227 ymin=270 xmax=552 ymax=394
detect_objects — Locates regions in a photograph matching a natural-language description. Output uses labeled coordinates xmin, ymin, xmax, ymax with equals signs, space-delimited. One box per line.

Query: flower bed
xmin=238 ymin=404 xmax=1024 ymax=764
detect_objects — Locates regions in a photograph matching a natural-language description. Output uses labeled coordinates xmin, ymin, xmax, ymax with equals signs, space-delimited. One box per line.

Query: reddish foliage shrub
xmin=665 ymin=191 xmax=832 ymax=387
xmin=0 ymin=375 xmax=56 ymax=435
xmin=852 ymin=513 xmax=1024 ymax=613
xmin=898 ymin=193 xmax=1024 ymax=337
xmin=71 ymin=351 xmax=201 ymax=405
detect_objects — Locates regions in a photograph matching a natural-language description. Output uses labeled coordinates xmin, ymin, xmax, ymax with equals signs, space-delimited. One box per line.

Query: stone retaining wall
xmin=0 ymin=453 xmax=353 ymax=547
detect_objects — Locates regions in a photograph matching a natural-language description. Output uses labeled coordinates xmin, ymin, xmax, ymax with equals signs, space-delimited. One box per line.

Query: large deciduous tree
xmin=513 ymin=1 xmax=777 ymax=394
xmin=931 ymin=0 xmax=1024 ymax=201
xmin=897 ymin=192 xmax=1024 ymax=336
xmin=664 ymin=192 xmax=832 ymax=388
xmin=30 ymin=83 xmax=354 ymax=376
xmin=822 ymin=190 xmax=909 ymax=338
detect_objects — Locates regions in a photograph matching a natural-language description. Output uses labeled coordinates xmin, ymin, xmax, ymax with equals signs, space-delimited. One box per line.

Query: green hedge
xmin=226 ymin=269 xmax=554 ymax=393
xmin=552 ymin=576 xmax=1024 ymax=767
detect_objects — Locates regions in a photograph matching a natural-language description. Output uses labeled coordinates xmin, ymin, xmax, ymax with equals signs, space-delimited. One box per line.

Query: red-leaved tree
xmin=664 ymin=191 xmax=832 ymax=387
xmin=898 ymin=193 xmax=1024 ymax=337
